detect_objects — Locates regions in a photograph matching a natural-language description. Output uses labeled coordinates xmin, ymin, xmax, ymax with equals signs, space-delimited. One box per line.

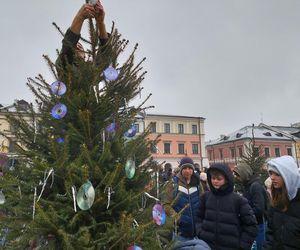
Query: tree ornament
xmin=50 ymin=81 xmax=67 ymax=96
xmin=103 ymin=65 xmax=119 ymax=81
xmin=125 ymin=159 xmax=135 ymax=179
xmin=51 ymin=103 xmax=67 ymax=119
xmin=127 ymin=246 xmax=143 ymax=250
xmin=124 ymin=124 xmax=137 ymax=138
xmin=152 ymin=203 xmax=166 ymax=226
xmin=76 ymin=181 xmax=95 ymax=210
xmin=0 ymin=190 xmax=5 ymax=204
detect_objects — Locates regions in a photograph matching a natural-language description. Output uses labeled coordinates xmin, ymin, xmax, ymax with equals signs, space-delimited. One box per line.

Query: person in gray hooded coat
xmin=234 ymin=163 xmax=269 ymax=250
xmin=263 ymin=155 xmax=300 ymax=250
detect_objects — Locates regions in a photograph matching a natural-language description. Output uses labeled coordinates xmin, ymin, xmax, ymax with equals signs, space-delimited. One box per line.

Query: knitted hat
xmin=179 ymin=157 xmax=195 ymax=172
xmin=267 ymin=164 xmax=280 ymax=175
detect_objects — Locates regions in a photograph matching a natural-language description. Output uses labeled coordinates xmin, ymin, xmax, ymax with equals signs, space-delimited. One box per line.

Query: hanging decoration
xmin=71 ymin=186 xmax=77 ymax=212
xmin=37 ymin=168 xmax=54 ymax=202
xmin=0 ymin=190 xmax=5 ymax=205
xmin=104 ymin=186 xmax=114 ymax=209
xmin=76 ymin=180 xmax=95 ymax=210
xmin=51 ymin=103 xmax=67 ymax=119
xmin=124 ymin=124 xmax=137 ymax=139
xmin=50 ymin=81 xmax=67 ymax=96
xmin=152 ymin=203 xmax=166 ymax=226
xmin=127 ymin=246 xmax=143 ymax=250
xmin=103 ymin=65 xmax=119 ymax=81
xmin=125 ymin=159 xmax=136 ymax=179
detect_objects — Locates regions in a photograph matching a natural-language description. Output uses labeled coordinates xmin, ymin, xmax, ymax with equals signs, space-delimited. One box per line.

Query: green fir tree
xmin=0 ymin=16 xmax=173 ymax=250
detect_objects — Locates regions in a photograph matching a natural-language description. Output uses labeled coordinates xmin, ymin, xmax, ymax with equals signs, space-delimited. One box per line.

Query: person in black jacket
xmin=197 ymin=163 xmax=258 ymax=250
xmin=263 ymin=155 xmax=300 ymax=250
xmin=56 ymin=0 xmax=108 ymax=70
xmin=234 ymin=162 xmax=269 ymax=250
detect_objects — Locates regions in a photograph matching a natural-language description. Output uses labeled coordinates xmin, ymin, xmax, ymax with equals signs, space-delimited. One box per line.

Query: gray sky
xmin=1 ymin=0 xmax=300 ymax=141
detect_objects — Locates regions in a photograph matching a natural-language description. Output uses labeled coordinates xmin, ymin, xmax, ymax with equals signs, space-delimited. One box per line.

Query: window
xmin=164 ymin=143 xmax=171 ymax=154
xmin=164 ymin=123 xmax=170 ymax=133
xmin=150 ymin=122 xmax=156 ymax=133
xmin=208 ymin=150 xmax=213 ymax=161
xmin=178 ymin=124 xmax=184 ymax=134
xmin=238 ymin=147 xmax=243 ymax=157
xmin=230 ymin=148 xmax=235 ymax=158
xmin=275 ymin=147 xmax=280 ymax=157
xmin=134 ymin=123 xmax=139 ymax=133
xmin=192 ymin=144 xmax=199 ymax=154
xmin=254 ymin=147 xmax=259 ymax=156
xmin=287 ymin=148 xmax=292 ymax=156
xmin=264 ymin=147 xmax=270 ymax=157
xmin=219 ymin=148 xmax=223 ymax=160
xmin=8 ymin=139 xmax=16 ymax=153
xmin=192 ymin=125 xmax=197 ymax=134
xmin=178 ymin=143 xmax=185 ymax=154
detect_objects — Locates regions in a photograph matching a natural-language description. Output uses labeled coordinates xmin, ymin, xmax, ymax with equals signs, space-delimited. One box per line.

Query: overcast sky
xmin=1 ymin=0 xmax=300 ymax=141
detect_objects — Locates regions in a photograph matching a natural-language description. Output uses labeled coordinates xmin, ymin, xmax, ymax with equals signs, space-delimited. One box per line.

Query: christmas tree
xmin=0 ymin=7 xmax=173 ymax=250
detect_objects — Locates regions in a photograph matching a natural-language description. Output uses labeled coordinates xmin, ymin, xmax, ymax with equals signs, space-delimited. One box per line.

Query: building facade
xmin=136 ymin=114 xmax=208 ymax=171
xmin=206 ymin=124 xmax=299 ymax=169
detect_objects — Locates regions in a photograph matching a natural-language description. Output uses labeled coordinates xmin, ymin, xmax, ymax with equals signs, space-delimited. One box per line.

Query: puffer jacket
xmin=164 ymin=172 xmax=202 ymax=238
xmin=197 ymin=163 xmax=258 ymax=250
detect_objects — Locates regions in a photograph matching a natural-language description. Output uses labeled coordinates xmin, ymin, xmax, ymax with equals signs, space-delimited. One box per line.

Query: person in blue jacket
xmin=197 ymin=163 xmax=258 ymax=250
xmin=164 ymin=157 xmax=204 ymax=242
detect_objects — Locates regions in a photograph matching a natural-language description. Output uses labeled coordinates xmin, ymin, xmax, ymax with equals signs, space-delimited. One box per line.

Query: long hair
xmin=271 ymin=181 xmax=289 ymax=212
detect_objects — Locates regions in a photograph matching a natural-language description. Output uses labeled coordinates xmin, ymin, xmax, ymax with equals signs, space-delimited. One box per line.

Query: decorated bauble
xmin=124 ymin=124 xmax=137 ymax=138
xmin=76 ymin=181 xmax=95 ymax=210
xmin=152 ymin=203 xmax=166 ymax=226
xmin=51 ymin=103 xmax=67 ymax=119
xmin=125 ymin=159 xmax=135 ymax=179
xmin=106 ymin=122 xmax=118 ymax=134
xmin=103 ymin=66 xmax=119 ymax=81
xmin=50 ymin=81 xmax=67 ymax=96
xmin=0 ymin=190 xmax=5 ymax=205
xmin=127 ymin=246 xmax=143 ymax=250
xmin=56 ymin=137 xmax=64 ymax=144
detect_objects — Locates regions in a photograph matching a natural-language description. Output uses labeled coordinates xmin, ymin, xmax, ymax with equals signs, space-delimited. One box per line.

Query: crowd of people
xmin=161 ymin=155 xmax=300 ymax=250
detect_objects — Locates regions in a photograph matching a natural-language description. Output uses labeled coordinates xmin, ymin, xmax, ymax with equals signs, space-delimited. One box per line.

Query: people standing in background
xmin=234 ymin=163 xmax=269 ymax=250
xmin=197 ymin=163 xmax=258 ymax=250
xmin=263 ymin=155 xmax=300 ymax=249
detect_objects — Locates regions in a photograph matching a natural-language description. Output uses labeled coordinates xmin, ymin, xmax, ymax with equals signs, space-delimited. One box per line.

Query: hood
xmin=267 ymin=155 xmax=300 ymax=200
xmin=234 ymin=162 xmax=253 ymax=183
xmin=207 ymin=163 xmax=234 ymax=195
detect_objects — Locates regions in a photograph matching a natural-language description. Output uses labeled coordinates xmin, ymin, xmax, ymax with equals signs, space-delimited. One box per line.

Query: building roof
xmin=206 ymin=125 xmax=292 ymax=146
xmin=146 ymin=113 xmax=205 ymax=120
xmin=0 ymin=100 xmax=31 ymax=113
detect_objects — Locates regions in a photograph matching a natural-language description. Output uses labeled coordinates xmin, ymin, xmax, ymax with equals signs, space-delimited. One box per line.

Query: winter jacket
xmin=164 ymin=172 xmax=203 ymax=238
xmin=263 ymin=156 xmax=300 ymax=250
xmin=197 ymin=163 xmax=258 ymax=250
xmin=235 ymin=163 xmax=269 ymax=224
xmin=56 ymin=28 xmax=108 ymax=69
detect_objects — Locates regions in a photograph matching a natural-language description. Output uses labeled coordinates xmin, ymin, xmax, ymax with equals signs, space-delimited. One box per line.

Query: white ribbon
xmin=71 ymin=186 xmax=77 ymax=212
xmin=144 ymin=192 xmax=160 ymax=202
xmin=104 ymin=186 xmax=114 ymax=209
xmin=37 ymin=168 xmax=54 ymax=202
xmin=32 ymin=187 xmax=37 ymax=220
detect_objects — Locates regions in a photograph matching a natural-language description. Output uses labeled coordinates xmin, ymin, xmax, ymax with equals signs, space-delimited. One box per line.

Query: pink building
xmin=206 ymin=125 xmax=297 ymax=169
xmin=136 ymin=114 xmax=208 ymax=171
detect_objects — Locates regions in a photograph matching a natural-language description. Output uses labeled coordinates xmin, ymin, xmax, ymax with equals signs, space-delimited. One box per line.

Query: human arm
xmin=250 ymin=182 xmax=266 ymax=220
xmin=238 ymin=196 xmax=258 ymax=250
xmin=262 ymin=208 xmax=274 ymax=250
xmin=56 ymin=4 xmax=96 ymax=68
xmin=94 ymin=0 xmax=109 ymax=43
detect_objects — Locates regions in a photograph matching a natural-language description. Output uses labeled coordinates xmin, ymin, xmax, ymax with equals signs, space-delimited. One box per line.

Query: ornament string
xmin=37 ymin=168 xmax=54 ymax=202
xmin=104 ymin=186 xmax=114 ymax=209
xmin=32 ymin=187 xmax=37 ymax=219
